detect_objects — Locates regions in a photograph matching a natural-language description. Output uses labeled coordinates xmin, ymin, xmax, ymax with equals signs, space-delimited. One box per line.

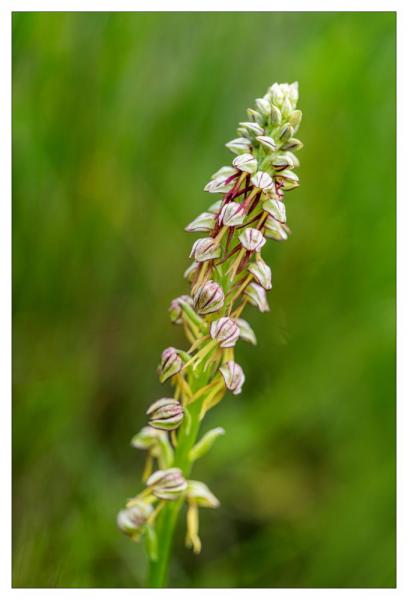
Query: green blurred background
xmin=12 ymin=12 xmax=396 ymax=588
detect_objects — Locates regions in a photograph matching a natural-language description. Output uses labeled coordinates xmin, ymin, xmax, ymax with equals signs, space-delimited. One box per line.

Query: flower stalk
xmin=117 ymin=81 xmax=303 ymax=587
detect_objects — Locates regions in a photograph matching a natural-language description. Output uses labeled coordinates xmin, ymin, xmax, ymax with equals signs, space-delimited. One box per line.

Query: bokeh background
xmin=12 ymin=12 xmax=396 ymax=588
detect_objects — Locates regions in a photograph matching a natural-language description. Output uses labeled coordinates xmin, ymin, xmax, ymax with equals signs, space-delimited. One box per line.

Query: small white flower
xmin=244 ymin=282 xmax=270 ymax=312
xmin=219 ymin=202 xmax=246 ymax=227
xmin=251 ymin=171 xmax=274 ymax=190
xmin=219 ymin=361 xmax=245 ymax=395
xmin=193 ymin=280 xmax=225 ymax=315
xmin=225 ymin=137 xmax=251 ymax=155
xmin=248 ymin=255 xmax=272 ymax=290
xmin=210 ymin=317 xmax=240 ymax=348
xmin=239 ymin=227 xmax=266 ymax=252
xmin=262 ymin=199 xmax=286 ymax=223
xmin=185 ymin=212 xmax=216 ymax=233
xmin=264 ymin=216 xmax=289 ymax=241
xmin=236 ymin=318 xmax=257 ymax=345
xmin=190 ymin=237 xmax=222 ymax=262
xmin=232 ymin=153 xmax=258 ymax=174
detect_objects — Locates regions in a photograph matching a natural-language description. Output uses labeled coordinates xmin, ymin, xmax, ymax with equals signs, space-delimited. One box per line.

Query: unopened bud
xmin=193 ymin=280 xmax=225 ymax=315
xmin=225 ymin=137 xmax=251 ymax=155
xmin=278 ymin=123 xmax=294 ymax=143
xmin=146 ymin=468 xmax=187 ymax=501
xmin=204 ymin=177 xmax=235 ymax=194
xmin=247 ymin=108 xmax=264 ymax=125
xmin=275 ymin=169 xmax=299 ymax=190
xmin=269 ymin=104 xmax=282 ymax=126
xmin=239 ymin=227 xmax=266 ymax=252
xmin=255 ymin=97 xmax=271 ymax=116
xmin=282 ymin=138 xmax=303 ymax=152
xmin=117 ymin=502 xmax=153 ymax=538
xmin=289 ymin=109 xmax=302 ymax=133
xmin=186 ymin=480 xmax=220 ymax=508
xmin=185 ymin=212 xmax=216 ymax=233
xmin=244 ymin=282 xmax=270 ymax=312
xmin=248 ymin=255 xmax=272 ymax=290
xmin=269 ymin=82 xmax=284 ymax=106
xmin=232 ymin=153 xmax=258 ymax=174
xmin=262 ymin=198 xmax=286 ymax=223
xmin=169 ymin=294 xmax=194 ymax=324
xmin=219 ymin=201 xmax=246 ymax=227
xmin=158 ymin=347 xmax=184 ymax=383
xmin=147 ymin=398 xmax=184 ymax=431
xmin=210 ymin=317 xmax=240 ymax=348
xmin=219 ymin=360 xmax=245 ymax=395
xmin=264 ymin=216 xmax=289 ymax=241
xmin=190 ymin=237 xmax=222 ymax=262
xmin=238 ymin=121 xmax=264 ymax=137
xmin=256 ymin=135 xmax=277 ymax=152
xmin=236 ymin=318 xmax=257 ymax=345
xmin=251 ymin=171 xmax=274 ymax=191
xmin=289 ymin=81 xmax=299 ymax=106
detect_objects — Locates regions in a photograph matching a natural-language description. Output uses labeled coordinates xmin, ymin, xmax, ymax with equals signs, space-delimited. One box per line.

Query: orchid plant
xmin=118 ymin=82 xmax=303 ymax=587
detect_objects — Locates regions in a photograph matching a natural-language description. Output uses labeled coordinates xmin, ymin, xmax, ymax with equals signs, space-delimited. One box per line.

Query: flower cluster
xmin=118 ymin=82 xmax=303 ymax=558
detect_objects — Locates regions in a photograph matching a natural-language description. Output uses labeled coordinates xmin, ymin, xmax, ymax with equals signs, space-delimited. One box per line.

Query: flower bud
xmin=193 ymin=280 xmax=225 ymax=315
xmin=190 ymin=237 xmax=222 ymax=262
xmin=278 ymin=123 xmax=294 ymax=143
xmin=236 ymin=318 xmax=257 ymax=345
xmin=289 ymin=109 xmax=302 ymax=133
xmin=238 ymin=121 xmax=264 ymax=137
xmin=186 ymin=480 xmax=220 ymax=508
xmin=210 ymin=317 xmax=240 ymax=348
xmin=262 ymin=199 xmax=286 ymax=223
xmin=269 ymin=82 xmax=284 ymax=106
xmin=219 ymin=360 xmax=245 ymax=395
xmin=282 ymin=138 xmax=303 ymax=152
xmin=131 ymin=426 xmax=167 ymax=450
xmin=169 ymin=294 xmax=194 ymax=324
xmin=256 ymin=135 xmax=277 ymax=152
xmin=255 ymin=97 xmax=271 ymax=116
xmin=185 ymin=212 xmax=216 ymax=233
xmin=281 ymin=97 xmax=293 ymax=120
xmin=248 ymin=255 xmax=272 ymax=290
xmin=232 ymin=153 xmax=258 ymax=174
xmin=204 ymin=177 xmax=234 ymax=194
xmin=189 ymin=427 xmax=225 ymax=462
xmin=184 ymin=261 xmax=199 ymax=282
xmin=239 ymin=227 xmax=266 ymax=252
xmin=269 ymin=104 xmax=282 ymax=126
xmin=219 ymin=201 xmax=246 ymax=227
xmin=147 ymin=398 xmax=184 ymax=431
xmin=225 ymin=137 xmax=251 ymax=155
xmin=264 ymin=217 xmax=288 ymax=241
xmin=117 ymin=502 xmax=153 ymax=538
xmin=275 ymin=169 xmax=299 ymax=190
xmin=244 ymin=282 xmax=270 ymax=312
xmin=247 ymin=108 xmax=264 ymax=125
xmin=251 ymin=171 xmax=274 ymax=191
xmin=146 ymin=468 xmax=187 ymax=501
xmin=158 ymin=347 xmax=183 ymax=383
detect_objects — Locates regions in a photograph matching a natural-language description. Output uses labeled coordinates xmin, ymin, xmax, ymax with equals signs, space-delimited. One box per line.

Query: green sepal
xmin=189 ymin=427 xmax=225 ymax=463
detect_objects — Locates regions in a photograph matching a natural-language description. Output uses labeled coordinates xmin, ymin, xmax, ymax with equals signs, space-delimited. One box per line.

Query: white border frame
xmin=1 ymin=2 xmax=404 ymax=598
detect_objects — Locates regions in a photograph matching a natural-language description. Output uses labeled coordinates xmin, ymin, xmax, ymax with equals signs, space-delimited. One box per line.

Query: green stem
xmin=146 ymin=369 xmax=209 ymax=587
